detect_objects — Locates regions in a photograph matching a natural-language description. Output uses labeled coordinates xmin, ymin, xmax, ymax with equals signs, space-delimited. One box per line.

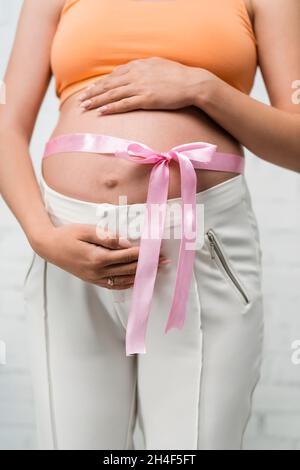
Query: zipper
xmin=206 ymin=229 xmax=250 ymax=305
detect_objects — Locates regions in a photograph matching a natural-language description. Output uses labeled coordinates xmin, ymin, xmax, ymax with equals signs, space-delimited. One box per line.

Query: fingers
xmin=77 ymin=65 xmax=131 ymax=101
xmin=77 ymin=224 xmax=131 ymax=250
xmin=79 ymin=83 xmax=142 ymax=115
xmin=79 ymin=80 xmax=132 ymax=110
xmin=100 ymin=255 xmax=171 ymax=277
xmin=78 ymin=75 xmax=126 ymax=101
xmin=103 ymin=261 xmax=139 ymax=277
xmin=103 ymin=245 xmax=140 ymax=266
xmin=95 ymin=227 xmax=132 ymax=250
xmin=96 ymin=257 xmax=171 ymax=290
xmin=85 ymin=254 xmax=170 ymax=286
xmin=96 ymin=96 xmax=143 ymax=116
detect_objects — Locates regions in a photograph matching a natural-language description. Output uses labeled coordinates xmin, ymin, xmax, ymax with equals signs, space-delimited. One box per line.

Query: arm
xmin=192 ymin=0 xmax=300 ymax=172
xmin=0 ymin=0 xmax=144 ymax=290
xmin=0 ymin=0 xmax=65 ymax=246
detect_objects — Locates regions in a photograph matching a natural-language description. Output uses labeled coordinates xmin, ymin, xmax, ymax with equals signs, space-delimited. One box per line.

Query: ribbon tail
xmin=125 ymin=161 xmax=170 ymax=356
xmin=164 ymin=154 xmax=197 ymax=333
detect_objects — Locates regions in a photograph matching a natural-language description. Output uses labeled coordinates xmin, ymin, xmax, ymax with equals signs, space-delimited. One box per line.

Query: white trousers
xmin=23 ymin=174 xmax=264 ymax=450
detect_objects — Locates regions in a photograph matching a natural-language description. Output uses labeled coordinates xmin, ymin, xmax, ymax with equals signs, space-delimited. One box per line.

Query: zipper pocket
xmin=206 ymin=229 xmax=250 ymax=305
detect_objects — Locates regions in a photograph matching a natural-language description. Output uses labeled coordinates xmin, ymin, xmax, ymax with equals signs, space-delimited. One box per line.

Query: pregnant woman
xmin=1 ymin=0 xmax=299 ymax=450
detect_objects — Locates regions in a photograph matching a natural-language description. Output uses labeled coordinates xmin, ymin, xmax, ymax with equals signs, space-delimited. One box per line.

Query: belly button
xmin=104 ymin=178 xmax=119 ymax=189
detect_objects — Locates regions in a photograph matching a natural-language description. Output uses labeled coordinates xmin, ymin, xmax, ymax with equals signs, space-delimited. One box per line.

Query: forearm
xmin=193 ymin=74 xmax=300 ymax=172
xmin=0 ymin=129 xmax=55 ymax=248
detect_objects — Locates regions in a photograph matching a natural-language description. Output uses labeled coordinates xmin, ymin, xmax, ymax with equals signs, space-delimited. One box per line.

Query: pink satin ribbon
xmin=43 ymin=133 xmax=244 ymax=355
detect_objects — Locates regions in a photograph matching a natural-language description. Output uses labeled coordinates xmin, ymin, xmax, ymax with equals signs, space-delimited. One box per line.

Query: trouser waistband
xmin=40 ymin=173 xmax=248 ymax=226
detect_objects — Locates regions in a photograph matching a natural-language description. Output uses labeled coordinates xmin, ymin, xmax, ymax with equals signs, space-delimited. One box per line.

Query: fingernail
xmin=118 ymin=237 xmax=132 ymax=248
xmin=98 ymin=105 xmax=109 ymax=114
xmin=80 ymin=99 xmax=92 ymax=108
xmin=78 ymin=93 xmax=87 ymax=101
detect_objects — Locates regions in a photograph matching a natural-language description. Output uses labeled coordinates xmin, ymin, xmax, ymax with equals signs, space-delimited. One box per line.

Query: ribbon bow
xmin=115 ymin=141 xmax=218 ymax=355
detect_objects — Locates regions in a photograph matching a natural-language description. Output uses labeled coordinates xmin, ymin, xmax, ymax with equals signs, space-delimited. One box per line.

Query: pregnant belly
xmin=42 ymin=93 xmax=244 ymax=204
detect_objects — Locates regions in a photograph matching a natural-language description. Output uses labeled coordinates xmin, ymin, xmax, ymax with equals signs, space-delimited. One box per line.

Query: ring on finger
xmin=107 ymin=276 xmax=115 ymax=287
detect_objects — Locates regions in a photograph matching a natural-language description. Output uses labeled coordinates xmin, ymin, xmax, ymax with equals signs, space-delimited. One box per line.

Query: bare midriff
xmin=42 ymin=91 xmax=244 ymax=205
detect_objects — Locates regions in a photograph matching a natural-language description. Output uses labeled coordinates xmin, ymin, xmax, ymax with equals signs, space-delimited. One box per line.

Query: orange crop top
xmin=51 ymin=0 xmax=257 ymax=107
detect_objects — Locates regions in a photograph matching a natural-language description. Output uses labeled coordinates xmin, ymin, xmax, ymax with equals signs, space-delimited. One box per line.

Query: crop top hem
xmin=58 ymin=76 xmax=111 ymax=108
xmin=53 ymin=0 xmax=258 ymax=107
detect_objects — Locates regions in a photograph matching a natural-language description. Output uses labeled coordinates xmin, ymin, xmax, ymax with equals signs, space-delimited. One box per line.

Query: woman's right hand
xmin=31 ymin=223 xmax=168 ymax=290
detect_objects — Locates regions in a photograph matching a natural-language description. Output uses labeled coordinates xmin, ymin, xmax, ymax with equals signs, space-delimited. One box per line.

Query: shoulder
xmin=251 ymin=0 xmax=299 ymax=17
xmin=245 ymin=0 xmax=299 ymax=40
xmin=22 ymin=0 xmax=66 ymax=17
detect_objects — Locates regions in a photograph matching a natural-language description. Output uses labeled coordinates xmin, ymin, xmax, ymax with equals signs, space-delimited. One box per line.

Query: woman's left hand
xmin=78 ymin=57 xmax=213 ymax=115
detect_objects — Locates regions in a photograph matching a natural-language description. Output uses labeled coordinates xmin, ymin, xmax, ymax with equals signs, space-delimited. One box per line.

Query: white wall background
xmin=1 ymin=0 xmax=300 ymax=450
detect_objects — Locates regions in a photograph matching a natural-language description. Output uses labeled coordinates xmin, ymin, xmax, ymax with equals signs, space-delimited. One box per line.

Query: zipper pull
xmin=207 ymin=231 xmax=216 ymax=260
xmin=209 ymin=241 xmax=215 ymax=260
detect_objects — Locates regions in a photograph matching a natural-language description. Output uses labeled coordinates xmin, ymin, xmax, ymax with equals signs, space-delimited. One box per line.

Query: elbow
xmin=0 ymin=106 xmax=32 ymax=142
xmin=0 ymin=121 xmax=30 ymax=144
